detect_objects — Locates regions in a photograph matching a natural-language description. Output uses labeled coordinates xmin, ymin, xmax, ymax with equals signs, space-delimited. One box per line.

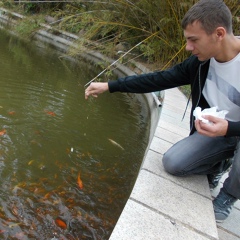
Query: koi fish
xmin=8 ymin=223 xmax=21 ymax=228
xmin=8 ymin=111 xmax=15 ymax=115
xmin=77 ymin=172 xmax=83 ymax=189
xmin=44 ymin=110 xmax=56 ymax=116
xmin=43 ymin=192 xmax=52 ymax=199
xmin=28 ymin=160 xmax=34 ymax=165
xmin=0 ymin=129 xmax=6 ymax=136
xmin=108 ymin=138 xmax=124 ymax=150
xmin=11 ymin=205 xmax=18 ymax=216
xmin=55 ymin=217 xmax=67 ymax=230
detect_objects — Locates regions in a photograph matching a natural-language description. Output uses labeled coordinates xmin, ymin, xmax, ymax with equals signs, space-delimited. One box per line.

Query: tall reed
xmin=51 ymin=0 xmax=239 ymax=70
xmin=3 ymin=0 xmax=240 ymax=70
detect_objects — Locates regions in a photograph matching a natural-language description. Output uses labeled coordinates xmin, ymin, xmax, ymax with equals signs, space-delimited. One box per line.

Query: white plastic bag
xmin=193 ymin=106 xmax=228 ymax=124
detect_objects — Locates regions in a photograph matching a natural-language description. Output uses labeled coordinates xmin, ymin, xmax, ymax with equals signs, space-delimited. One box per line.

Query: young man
xmin=85 ymin=0 xmax=240 ymax=222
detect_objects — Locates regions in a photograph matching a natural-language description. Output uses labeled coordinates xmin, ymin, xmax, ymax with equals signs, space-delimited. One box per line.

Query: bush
xmin=2 ymin=0 xmax=240 ymax=69
xmin=51 ymin=0 xmax=239 ymax=69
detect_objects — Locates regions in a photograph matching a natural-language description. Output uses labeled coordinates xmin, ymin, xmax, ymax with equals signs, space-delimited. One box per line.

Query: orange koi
xmin=28 ymin=160 xmax=34 ymax=165
xmin=8 ymin=111 xmax=15 ymax=115
xmin=43 ymin=192 xmax=51 ymax=199
xmin=55 ymin=217 xmax=67 ymax=230
xmin=0 ymin=129 xmax=6 ymax=136
xmin=77 ymin=172 xmax=83 ymax=189
xmin=44 ymin=110 xmax=56 ymax=116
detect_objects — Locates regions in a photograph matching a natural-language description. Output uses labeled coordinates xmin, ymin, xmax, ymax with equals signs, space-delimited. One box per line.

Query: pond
xmin=0 ymin=30 xmax=150 ymax=239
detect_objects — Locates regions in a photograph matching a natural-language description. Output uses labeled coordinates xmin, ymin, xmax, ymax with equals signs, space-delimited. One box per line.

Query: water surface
xmin=0 ymin=30 xmax=150 ymax=239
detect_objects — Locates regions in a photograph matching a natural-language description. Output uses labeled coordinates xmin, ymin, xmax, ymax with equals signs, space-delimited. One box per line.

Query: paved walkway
xmin=110 ymin=88 xmax=240 ymax=240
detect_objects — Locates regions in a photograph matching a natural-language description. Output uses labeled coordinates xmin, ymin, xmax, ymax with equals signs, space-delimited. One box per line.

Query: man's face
xmin=184 ymin=21 xmax=219 ymax=61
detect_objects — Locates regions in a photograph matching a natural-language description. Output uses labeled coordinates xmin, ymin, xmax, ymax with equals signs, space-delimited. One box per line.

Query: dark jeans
xmin=162 ymin=132 xmax=240 ymax=199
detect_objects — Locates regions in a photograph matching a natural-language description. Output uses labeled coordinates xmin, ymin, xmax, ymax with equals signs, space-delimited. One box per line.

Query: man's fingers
xmin=84 ymin=82 xmax=108 ymax=100
xmin=85 ymin=90 xmax=98 ymax=99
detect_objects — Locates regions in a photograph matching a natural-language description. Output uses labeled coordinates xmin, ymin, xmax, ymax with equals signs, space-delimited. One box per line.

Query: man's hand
xmin=85 ymin=82 xmax=109 ymax=99
xmin=195 ymin=115 xmax=228 ymax=137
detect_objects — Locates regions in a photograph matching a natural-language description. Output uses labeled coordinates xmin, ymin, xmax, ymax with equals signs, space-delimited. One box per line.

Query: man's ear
xmin=215 ymin=27 xmax=226 ymax=40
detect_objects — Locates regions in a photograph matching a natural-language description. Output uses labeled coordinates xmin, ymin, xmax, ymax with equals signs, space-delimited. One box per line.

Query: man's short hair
xmin=181 ymin=0 xmax=233 ymax=34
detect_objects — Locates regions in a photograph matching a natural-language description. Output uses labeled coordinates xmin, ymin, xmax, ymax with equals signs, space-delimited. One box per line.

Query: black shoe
xmin=208 ymin=173 xmax=224 ymax=190
xmin=207 ymin=158 xmax=233 ymax=190
xmin=213 ymin=188 xmax=237 ymax=223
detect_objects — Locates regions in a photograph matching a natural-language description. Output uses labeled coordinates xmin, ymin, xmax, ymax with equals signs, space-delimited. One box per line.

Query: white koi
xmin=108 ymin=138 xmax=124 ymax=150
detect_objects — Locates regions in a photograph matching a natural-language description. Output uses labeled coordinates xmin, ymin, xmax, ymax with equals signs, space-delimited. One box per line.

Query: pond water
xmin=0 ymin=30 xmax=150 ymax=239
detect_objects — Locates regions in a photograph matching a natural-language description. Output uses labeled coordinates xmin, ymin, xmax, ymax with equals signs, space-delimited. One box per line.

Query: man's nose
xmin=185 ymin=42 xmax=194 ymax=51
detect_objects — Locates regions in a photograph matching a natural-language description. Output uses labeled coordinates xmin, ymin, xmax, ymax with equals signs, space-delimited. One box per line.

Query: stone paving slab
xmin=109 ymin=199 xmax=211 ymax=240
xmin=154 ymin=127 xmax=187 ymax=145
xmin=150 ymin=136 xmax=174 ymax=155
xmin=142 ymin=150 xmax=210 ymax=197
xmin=161 ymin=108 xmax=189 ymax=126
xmin=157 ymin=120 xmax=190 ymax=137
xmin=160 ymin=114 xmax=190 ymax=130
xmin=130 ymin=170 xmax=217 ymax=238
xmin=217 ymin=229 xmax=240 ymax=240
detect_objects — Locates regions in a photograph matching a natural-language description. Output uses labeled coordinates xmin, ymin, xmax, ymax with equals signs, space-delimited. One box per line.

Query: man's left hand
xmin=195 ymin=115 xmax=228 ymax=137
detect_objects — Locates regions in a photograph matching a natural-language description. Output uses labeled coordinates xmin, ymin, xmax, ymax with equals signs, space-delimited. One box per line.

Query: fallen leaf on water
xmin=77 ymin=172 xmax=83 ymax=189
xmin=0 ymin=129 xmax=6 ymax=136
xmin=55 ymin=217 xmax=67 ymax=230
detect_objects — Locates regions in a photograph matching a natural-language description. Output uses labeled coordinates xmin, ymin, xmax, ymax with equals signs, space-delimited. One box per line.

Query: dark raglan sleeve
xmin=108 ymin=56 xmax=195 ymax=94
xmin=226 ymin=121 xmax=240 ymax=137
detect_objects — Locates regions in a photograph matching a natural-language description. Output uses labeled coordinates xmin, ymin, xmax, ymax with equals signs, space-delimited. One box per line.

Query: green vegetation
xmin=46 ymin=0 xmax=193 ymax=69
xmin=14 ymin=16 xmax=44 ymax=37
xmin=2 ymin=1 xmax=239 ymax=67
xmin=1 ymin=0 xmax=240 ymax=86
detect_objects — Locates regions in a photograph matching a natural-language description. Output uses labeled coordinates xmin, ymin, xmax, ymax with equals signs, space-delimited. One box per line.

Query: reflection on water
xmin=0 ymin=30 xmax=150 ymax=239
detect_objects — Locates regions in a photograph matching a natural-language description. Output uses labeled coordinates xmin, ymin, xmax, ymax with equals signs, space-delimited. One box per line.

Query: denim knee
xmin=162 ymin=152 xmax=183 ymax=176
